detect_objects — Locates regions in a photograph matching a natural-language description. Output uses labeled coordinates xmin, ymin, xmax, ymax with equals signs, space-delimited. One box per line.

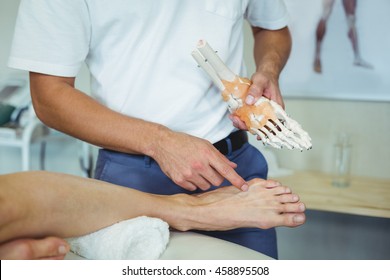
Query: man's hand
xmin=0 ymin=237 xmax=69 ymax=260
xmin=231 ymin=26 xmax=291 ymax=131
xmin=229 ymin=71 xmax=284 ymax=131
xmin=151 ymin=130 xmax=248 ymax=191
xmin=247 ymin=71 xmax=285 ymax=108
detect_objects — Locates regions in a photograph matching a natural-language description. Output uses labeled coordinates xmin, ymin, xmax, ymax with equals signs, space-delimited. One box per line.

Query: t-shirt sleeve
xmin=245 ymin=0 xmax=289 ymax=30
xmin=8 ymin=0 xmax=91 ymax=77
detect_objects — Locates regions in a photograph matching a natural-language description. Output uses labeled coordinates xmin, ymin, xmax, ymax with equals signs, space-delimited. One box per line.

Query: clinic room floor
xmin=1 ymin=132 xmax=389 ymax=260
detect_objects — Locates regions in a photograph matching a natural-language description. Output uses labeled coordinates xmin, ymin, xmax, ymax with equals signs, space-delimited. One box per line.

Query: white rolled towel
xmin=67 ymin=216 xmax=170 ymax=260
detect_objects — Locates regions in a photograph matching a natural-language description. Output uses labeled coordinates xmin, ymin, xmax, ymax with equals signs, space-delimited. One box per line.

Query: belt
xmin=213 ymin=130 xmax=248 ymax=155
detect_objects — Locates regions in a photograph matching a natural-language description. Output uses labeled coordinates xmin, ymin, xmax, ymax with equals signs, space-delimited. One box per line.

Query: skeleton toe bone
xmin=191 ymin=40 xmax=312 ymax=151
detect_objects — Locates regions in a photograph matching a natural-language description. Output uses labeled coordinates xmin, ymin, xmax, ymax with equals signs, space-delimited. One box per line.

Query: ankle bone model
xmin=191 ymin=40 xmax=312 ymax=151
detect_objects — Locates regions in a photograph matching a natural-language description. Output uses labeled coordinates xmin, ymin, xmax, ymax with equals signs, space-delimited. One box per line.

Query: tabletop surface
xmin=272 ymin=170 xmax=390 ymax=218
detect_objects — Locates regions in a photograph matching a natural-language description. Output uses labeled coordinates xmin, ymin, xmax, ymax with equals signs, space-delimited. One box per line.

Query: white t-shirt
xmin=9 ymin=0 xmax=288 ymax=143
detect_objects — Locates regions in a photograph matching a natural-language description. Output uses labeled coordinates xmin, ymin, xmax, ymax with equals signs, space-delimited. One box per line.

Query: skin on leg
xmin=314 ymin=0 xmax=335 ymax=73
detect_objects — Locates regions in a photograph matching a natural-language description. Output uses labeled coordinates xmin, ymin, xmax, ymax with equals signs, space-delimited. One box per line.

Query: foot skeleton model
xmin=191 ymin=40 xmax=312 ymax=150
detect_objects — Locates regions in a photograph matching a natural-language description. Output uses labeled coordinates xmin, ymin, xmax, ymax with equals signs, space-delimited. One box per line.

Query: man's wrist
xmin=142 ymin=123 xmax=172 ymax=158
xmin=255 ymin=62 xmax=280 ymax=82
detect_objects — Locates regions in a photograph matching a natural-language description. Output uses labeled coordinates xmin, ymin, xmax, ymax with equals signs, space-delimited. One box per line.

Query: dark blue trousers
xmin=94 ymin=142 xmax=278 ymax=258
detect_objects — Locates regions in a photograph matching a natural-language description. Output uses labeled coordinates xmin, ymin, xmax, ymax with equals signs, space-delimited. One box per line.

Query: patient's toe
xmin=282 ymin=213 xmax=306 ymax=227
xmin=282 ymin=202 xmax=305 ymax=213
xmin=278 ymin=193 xmax=299 ymax=203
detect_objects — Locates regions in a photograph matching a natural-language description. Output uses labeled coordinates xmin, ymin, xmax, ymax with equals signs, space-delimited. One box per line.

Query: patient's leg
xmin=0 ymin=172 xmax=304 ymax=237
xmin=0 ymin=172 xmax=305 ymax=259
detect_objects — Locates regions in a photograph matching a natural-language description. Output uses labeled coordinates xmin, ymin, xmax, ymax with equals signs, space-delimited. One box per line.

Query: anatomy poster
xmin=280 ymin=0 xmax=390 ymax=101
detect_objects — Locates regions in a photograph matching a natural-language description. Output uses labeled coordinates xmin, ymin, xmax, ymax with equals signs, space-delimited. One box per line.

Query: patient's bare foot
xmin=0 ymin=237 xmax=69 ymax=260
xmin=193 ymin=178 xmax=306 ymax=231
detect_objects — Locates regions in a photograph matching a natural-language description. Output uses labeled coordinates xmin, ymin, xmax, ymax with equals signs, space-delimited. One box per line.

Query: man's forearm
xmin=252 ymin=26 xmax=292 ymax=79
xmin=29 ymin=72 xmax=169 ymax=156
xmin=29 ymin=72 xmax=247 ymax=192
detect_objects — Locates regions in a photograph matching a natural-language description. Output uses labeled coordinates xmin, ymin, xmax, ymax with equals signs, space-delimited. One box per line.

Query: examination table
xmin=65 ymin=231 xmax=271 ymax=260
